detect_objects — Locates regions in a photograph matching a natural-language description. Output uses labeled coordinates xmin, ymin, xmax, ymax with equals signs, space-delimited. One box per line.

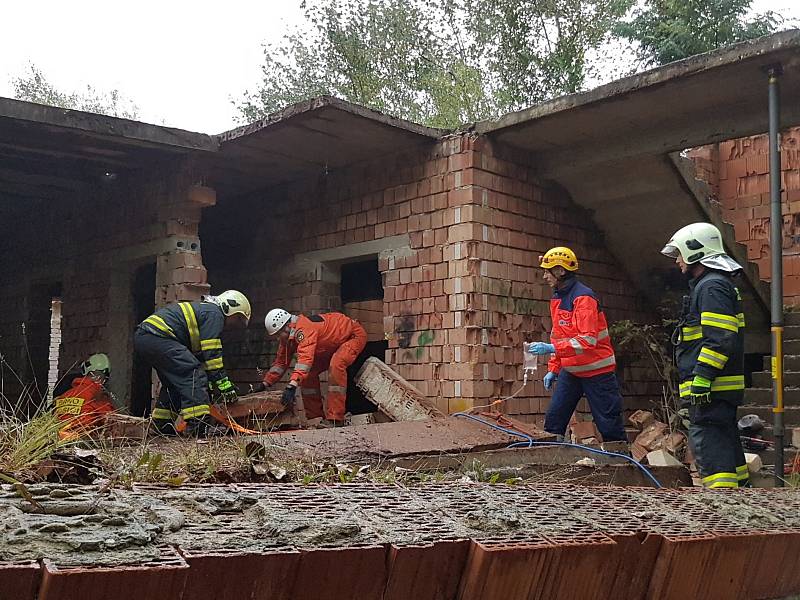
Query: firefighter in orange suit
xmin=255 ymin=309 xmax=368 ymax=427
xmin=54 ymin=353 xmax=115 ymax=438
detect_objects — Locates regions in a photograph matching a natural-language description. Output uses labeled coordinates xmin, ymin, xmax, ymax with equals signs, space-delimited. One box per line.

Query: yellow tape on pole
xmin=773 ymin=326 xmax=784 ymax=413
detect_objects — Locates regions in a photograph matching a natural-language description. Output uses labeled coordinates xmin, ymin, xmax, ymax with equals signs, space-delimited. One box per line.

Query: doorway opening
xmin=340 ymin=258 xmax=386 ymax=415
xmin=130 ymin=262 xmax=156 ymax=416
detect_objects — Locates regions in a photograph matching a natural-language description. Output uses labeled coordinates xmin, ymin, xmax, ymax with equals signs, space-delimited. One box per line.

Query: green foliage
xmin=616 ymin=0 xmax=782 ymax=66
xmin=236 ymin=0 xmax=633 ymax=127
xmin=467 ymin=0 xmax=632 ymax=107
xmin=12 ymin=64 xmax=140 ymax=119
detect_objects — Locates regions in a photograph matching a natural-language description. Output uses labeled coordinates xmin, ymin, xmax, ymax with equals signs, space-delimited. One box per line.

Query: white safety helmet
xmin=661 ymin=222 xmax=742 ymax=272
xmin=81 ymin=353 xmax=110 ymax=377
xmin=265 ymin=308 xmax=292 ymax=335
xmin=213 ymin=290 xmax=252 ymax=323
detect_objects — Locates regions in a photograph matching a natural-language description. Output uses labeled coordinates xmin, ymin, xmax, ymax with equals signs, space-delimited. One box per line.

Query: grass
xmin=0 ymin=409 xmax=73 ymax=481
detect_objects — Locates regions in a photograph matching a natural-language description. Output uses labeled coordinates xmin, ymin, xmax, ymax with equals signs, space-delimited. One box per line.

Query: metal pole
xmin=767 ymin=64 xmax=784 ymax=486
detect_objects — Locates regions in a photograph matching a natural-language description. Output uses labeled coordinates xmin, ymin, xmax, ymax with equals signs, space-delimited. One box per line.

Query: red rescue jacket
xmin=264 ymin=312 xmax=362 ymax=386
xmin=547 ymin=278 xmax=616 ymax=378
xmin=54 ymin=377 xmax=114 ymax=433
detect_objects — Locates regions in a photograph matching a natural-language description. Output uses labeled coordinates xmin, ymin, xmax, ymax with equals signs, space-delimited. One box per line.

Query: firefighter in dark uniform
xmin=662 ymin=223 xmax=748 ymax=488
xmin=133 ymin=290 xmax=251 ymax=437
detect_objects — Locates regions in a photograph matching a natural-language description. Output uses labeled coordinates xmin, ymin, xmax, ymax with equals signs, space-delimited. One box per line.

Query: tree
xmin=616 ymin=0 xmax=782 ymax=67
xmin=465 ymin=0 xmax=632 ymax=107
xmin=236 ymin=0 xmax=632 ymax=127
xmin=12 ymin=64 xmax=140 ymax=120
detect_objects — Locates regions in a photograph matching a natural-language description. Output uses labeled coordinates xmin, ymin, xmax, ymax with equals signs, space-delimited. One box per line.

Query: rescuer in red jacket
xmin=527 ymin=247 xmax=626 ymax=441
xmin=54 ymin=353 xmax=115 ymax=438
xmin=255 ymin=309 xmax=368 ymax=428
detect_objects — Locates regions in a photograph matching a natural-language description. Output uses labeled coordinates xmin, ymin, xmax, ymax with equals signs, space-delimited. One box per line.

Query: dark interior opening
xmin=130 ymin=262 xmax=156 ymax=416
xmin=341 ymin=258 xmax=383 ymax=303
xmin=341 ymin=258 xmax=387 ymax=416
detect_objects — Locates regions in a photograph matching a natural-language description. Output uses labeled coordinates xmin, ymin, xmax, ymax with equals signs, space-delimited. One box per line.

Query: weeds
xmin=0 ymin=409 xmax=73 ymax=477
xmin=610 ymin=319 xmax=682 ymax=430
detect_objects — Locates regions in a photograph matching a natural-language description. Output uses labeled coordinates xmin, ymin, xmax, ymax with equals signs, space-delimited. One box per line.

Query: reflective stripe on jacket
xmin=547 ymin=277 xmax=617 ymax=378
xmin=138 ymin=301 xmax=229 ymax=384
xmin=676 ymin=271 xmax=745 ymax=403
xmin=265 ymin=312 xmax=362 ymax=386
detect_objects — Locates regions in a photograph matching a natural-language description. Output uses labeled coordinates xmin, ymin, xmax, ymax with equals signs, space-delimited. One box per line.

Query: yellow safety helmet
xmin=540 ymin=247 xmax=579 ymax=271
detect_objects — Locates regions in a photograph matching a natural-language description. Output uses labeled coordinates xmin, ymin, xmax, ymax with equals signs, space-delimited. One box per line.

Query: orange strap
xmin=209 ymin=405 xmax=260 ymax=435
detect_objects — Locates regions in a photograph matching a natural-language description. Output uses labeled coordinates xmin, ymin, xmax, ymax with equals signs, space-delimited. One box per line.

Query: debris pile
xmin=627 ymin=410 xmax=687 ymax=465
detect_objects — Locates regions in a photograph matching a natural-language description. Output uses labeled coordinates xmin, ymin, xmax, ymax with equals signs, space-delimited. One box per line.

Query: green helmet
xmin=81 ymin=353 xmax=110 ymax=376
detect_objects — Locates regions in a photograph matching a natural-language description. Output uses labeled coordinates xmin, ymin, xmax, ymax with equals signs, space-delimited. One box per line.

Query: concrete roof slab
xmin=0 ymin=97 xmax=216 ymax=152
xmin=477 ymin=30 xmax=800 ymax=175
xmin=209 ymin=96 xmax=442 ymax=196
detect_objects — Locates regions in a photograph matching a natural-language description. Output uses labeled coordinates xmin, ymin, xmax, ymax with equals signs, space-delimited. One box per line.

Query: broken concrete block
xmin=791 ymin=427 xmax=800 ymax=449
xmin=633 ymin=422 xmax=669 ymax=451
xmin=569 ymin=420 xmax=600 ymax=444
xmin=664 ymin=432 xmax=687 ymax=455
xmin=631 ymin=442 xmax=648 ymax=462
xmin=628 ymin=410 xmax=655 ymax=431
xmin=745 ymin=452 xmax=763 ymax=474
xmin=646 ymin=449 xmax=683 ymax=467
xmin=355 ymin=357 xmax=443 ymax=421
xmin=103 ymin=414 xmax=149 ymax=440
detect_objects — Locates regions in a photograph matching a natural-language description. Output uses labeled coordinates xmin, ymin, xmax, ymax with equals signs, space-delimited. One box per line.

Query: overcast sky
xmin=0 ymin=0 xmax=796 ymax=134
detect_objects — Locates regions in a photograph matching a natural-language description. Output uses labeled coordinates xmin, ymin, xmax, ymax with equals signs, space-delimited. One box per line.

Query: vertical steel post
xmin=767 ymin=64 xmax=784 ymax=486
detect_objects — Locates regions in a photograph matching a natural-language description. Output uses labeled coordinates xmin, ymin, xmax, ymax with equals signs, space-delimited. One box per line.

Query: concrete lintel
xmin=292 ymin=235 xmax=412 ymax=268
xmin=114 ymin=236 xmax=202 ymax=263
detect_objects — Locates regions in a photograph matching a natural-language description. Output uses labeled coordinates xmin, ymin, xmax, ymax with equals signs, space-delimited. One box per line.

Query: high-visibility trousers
xmin=133 ymin=328 xmax=211 ymax=423
xmin=688 ymin=397 xmax=748 ymax=488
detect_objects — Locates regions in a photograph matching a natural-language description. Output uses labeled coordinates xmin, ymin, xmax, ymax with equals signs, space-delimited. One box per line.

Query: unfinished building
xmin=1 ymin=31 xmax=799 ymax=425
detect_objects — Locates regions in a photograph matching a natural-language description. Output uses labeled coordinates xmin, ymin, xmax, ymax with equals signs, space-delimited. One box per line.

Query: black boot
xmin=184 ymin=414 xmax=228 ymax=438
xmin=152 ymin=419 xmax=178 ymax=436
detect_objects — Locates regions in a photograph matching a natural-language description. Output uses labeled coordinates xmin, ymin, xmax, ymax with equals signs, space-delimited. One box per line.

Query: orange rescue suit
xmin=54 ymin=377 xmax=114 ymax=435
xmin=264 ymin=312 xmax=367 ymax=420
xmin=547 ymin=278 xmax=616 ymax=378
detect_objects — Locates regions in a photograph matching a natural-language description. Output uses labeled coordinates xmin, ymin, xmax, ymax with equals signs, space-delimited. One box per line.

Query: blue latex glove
xmin=544 ymin=371 xmax=557 ymax=391
xmin=529 ymin=342 xmax=556 ymax=355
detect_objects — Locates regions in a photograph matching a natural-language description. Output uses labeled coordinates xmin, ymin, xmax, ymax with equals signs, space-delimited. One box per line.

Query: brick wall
xmin=0 ymin=158 xmax=212 ymax=409
xmin=204 ymin=133 xmax=661 ymax=424
xmin=688 ymin=127 xmax=800 ymax=303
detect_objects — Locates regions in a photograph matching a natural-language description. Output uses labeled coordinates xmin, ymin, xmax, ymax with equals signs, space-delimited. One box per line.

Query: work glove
xmin=544 ymin=371 xmax=558 ymax=391
xmin=528 ymin=342 xmax=556 ymax=355
xmin=281 ymin=385 xmax=297 ymax=407
xmin=248 ymin=382 xmax=267 ymax=394
xmin=688 ymin=375 xmax=712 ymax=405
xmin=216 ymin=378 xmax=239 ymax=404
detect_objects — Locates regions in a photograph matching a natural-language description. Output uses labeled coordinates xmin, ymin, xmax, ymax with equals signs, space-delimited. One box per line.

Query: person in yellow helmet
xmin=527 ymin=247 xmax=626 ymax=441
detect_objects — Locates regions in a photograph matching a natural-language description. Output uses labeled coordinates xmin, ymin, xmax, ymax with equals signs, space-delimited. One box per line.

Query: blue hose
xmin=454 ymin=412 xmax=662 ymax=488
